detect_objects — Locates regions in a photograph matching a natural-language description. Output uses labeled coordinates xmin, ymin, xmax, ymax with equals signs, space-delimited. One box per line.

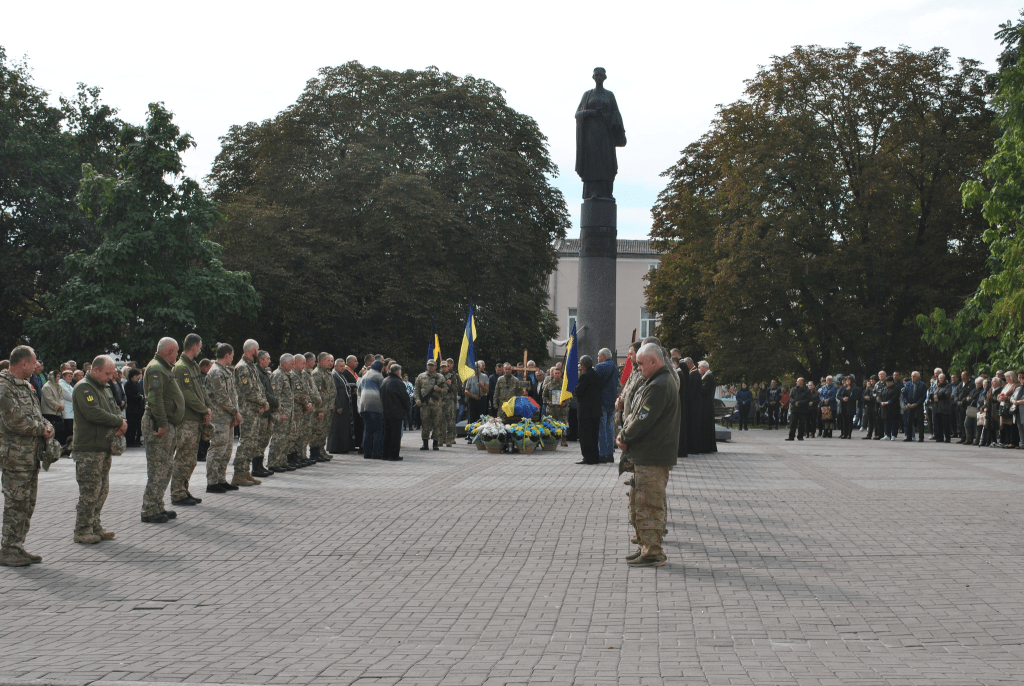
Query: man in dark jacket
xmin=933 ymin=373 xmax=954 ymax=443
xmin=381 ymin=364 xmax=411 ymax=461
xmin=573 ymin=356 xmax=602 ymax=465
xmin=684 ymin=358 xmax=702 ymax=453
xmin=595 ymin=348 xmax=619 ymax=463
xmin=124 ymin=368 xmax=145 ymax=447
xmin=786 ymin=378 xmax=811 ymax=440
xmin=903 ymin=371 xmax=927 ymax=442
xmin=616 ymin=343 xmax=680 ymax=567
xmin=766 ymin=380 xmax=782 ymax=430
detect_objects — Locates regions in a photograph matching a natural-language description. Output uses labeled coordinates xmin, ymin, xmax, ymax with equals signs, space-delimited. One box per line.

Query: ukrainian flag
xmin=457 ymin=300 xmax=477 ymax=382
xmin=560 ymin=321 xmax=579 ymax=403
xmin=427 ymin=317 xmax=441 ymax=369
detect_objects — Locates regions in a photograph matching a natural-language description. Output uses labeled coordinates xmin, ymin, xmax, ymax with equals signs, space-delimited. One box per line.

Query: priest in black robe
xmin=676 ymin=364 xmax=689 ymax=458
xmin=328 ymin=360 xmax=354 ymax=454
xmin=684 ymin=358 xmax=702 ymax=454
xmin=698 ymin=361 xmax=718 ymax=453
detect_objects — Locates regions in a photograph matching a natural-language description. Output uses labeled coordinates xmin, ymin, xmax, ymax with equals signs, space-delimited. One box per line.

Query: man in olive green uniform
xmin=312 ymin=353 xmax=336 ymax=460
xmin=233 ymin=340 xmax=269 ymax=486
xmin=0 ymin=346 xmax=54 ymax=566
xmin=171 ymin=333 xmax=210 ymax=506
xmin=492 ymin=363 xmax=523 ymax=418
xmin=440 ymin=358 xmax=461 ymax=448
xmin=616 ymin=343 xmax=680 ymax=567
xmin=141 ymin=337 xmax=186 ymax=522
xmin=302 ymin=353 xmax=323 ymax=464
xmin=253 ymin=350 xmax=278 ymax=477
xmin=414 ymin=359 xmax=445 ymax=450
xmin=71 ymin=355 xmax=127 ymax=543
xmin=205 ymin=344 xmax=241 ymax=491
xmin=543 ymin=368 xmax=570 ymax=446
xmin=268 ymin=354 xmax=295 ymax=471
xmin=290 ymin=354 xmax=313 ymax=467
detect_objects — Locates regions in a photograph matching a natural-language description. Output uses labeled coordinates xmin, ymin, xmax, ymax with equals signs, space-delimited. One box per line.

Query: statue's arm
xmin=575 ymin=92 xmax=591 ymax=119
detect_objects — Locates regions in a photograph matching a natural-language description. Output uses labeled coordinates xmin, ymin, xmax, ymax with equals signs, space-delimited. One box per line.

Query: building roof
xmin=556 ymin=239 xmax=660 ymax=257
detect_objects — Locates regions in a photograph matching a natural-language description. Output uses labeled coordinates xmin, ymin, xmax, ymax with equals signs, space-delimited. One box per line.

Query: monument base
xmin=576 ymin=198 xmax=617 ymax=361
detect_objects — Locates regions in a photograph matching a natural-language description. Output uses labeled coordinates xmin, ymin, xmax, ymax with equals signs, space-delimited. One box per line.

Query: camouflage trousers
xmin=442 ymin=401 xmax=457 ymax=445
xmin=1 ymin=466 xmax=38 ymax=551
xmin=207 ymin=411 xmax=235 ymax=485
xmin=255 ymin=414 xmax=273 ymax=464
xmin=141 ymin=421 xmax=177 ymax=517
xmin=631 ymin=464 xmax=670 ymax=559
xmin=420 ymin=402 xmax=442 ymax=442
xmin=296 ymin=409 xmax=317 ymax=458
xmin=73 ymin=450 xmax=111 ymax=536
xmin=313 ymin=409 xmax=331 ymax=453
xmin=235 ymin=409 xmax=263 ymax=473
xmin=171 ymin=420 xmax=201 ymax=501
xmin=267 ymin=415 xmax=293 ymax=469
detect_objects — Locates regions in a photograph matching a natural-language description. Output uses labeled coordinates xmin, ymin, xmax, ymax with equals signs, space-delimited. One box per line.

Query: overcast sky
xmin=4 ymin=0 xmax=1020 ymax=239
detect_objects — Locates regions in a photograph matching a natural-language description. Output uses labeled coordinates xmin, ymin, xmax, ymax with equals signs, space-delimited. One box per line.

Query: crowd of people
xmin=0 ymin=335 xmax=720 ymax=568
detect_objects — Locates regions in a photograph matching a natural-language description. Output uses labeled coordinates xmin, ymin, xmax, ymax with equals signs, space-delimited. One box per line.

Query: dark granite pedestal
xmin=576 ymin=197 xmax=616 ymax=360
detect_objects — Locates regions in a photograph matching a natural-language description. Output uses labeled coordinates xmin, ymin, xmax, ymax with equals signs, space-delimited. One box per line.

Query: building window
xmin=568 ymin=308 xmax=577 ymax=333
xmin=649 ymin=263 xmax=659 ymax=272
xmin=639 ymin=308 xmax=656 ymax=339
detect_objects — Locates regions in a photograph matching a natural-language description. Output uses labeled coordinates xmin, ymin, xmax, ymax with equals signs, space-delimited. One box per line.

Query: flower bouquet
xmin=510 ymin=419 xmax=542 ymax=453
xmin=466 ymin=417 xmax=488 ymax=449
xmin=540 ymin=416 xmax=568 ymax=451
xmin=475 ymin=417 xmax=509 ymax=453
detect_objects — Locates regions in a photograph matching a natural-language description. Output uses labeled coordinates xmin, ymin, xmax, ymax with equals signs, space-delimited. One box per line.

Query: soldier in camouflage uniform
xmin=0 ymin=346 xmax=54 ymax=566
xmin=268 ymin=354 xmax=295 ymax=471
xmin=290 ymin=354 xmax=313 ymax=467
xmin=171 ymin=333 xmax=210 ymax=506
xmin=492 ymin=363 xmax=523 ymax=418
xmin=233 ymin=340 xmax=269 ymax=486
xmin=543 ymin=368 xmax=570 ymax=447
xmin=438 ymin=360 xmax=455 ymax=447
xmin=414 ymin=359 xmax=445 ymax=450
xmin=71 ymin=356 xmax=127 ymax=544
xmin=312 ymin=353 xmax=336 ymax=460
xmin=253 ymin=350 xmax=279 ymax=477
xmin=301 ymin=353 xmax=323 ymax=464
xmin=204 ymin=344 xmax=241 ymax=491
xmin=141 ymin=338 xmax=186 ymax=521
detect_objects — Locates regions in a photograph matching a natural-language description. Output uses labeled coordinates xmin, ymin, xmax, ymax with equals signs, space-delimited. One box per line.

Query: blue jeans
xmin=598 ymin=408 xmax=615 ymax=458
xmin=361 ymin=412 xmax=383 ymax=457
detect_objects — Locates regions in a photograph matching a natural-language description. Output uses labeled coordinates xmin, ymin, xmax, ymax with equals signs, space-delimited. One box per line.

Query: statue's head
xmin=592 ymin=67 xmax=607 ymax=86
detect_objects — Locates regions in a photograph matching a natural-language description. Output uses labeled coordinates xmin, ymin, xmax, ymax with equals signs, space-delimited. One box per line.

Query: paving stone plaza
xmin=2 ymin=431 xmax=1023 ymax=686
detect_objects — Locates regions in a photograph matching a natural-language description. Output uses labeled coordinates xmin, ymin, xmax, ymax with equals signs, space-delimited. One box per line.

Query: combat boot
xmin=248 ymin=473 xmax=262 ymax=485
xmin=420 ymin=440 xmax=429 ymax=451
xmin=287 ymin=452 xmax=300 ymax=469
xmin=231 ymin=472 xmax=255 ymax=487
xmin=625 ymin=548 xmax=643 ymax=561
xmin=94 ymin=529 xmax=116 ymax=540
xmin=74 ymin=532 xmax=101 ymax=544
xmin=432 ymin=440 xmax=439 ymax=451
xmin=0 ymin=548 xmax=31 ymax=567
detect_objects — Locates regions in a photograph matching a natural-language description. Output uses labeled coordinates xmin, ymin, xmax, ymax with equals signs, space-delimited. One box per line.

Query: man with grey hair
xmin=696 ymin=360 xmax=718 ymax=453
xmin=311 ymin=353 xmax=336 ymax=460
xmin=0 ymin=345 xmax=55 ymax=566
xmin=595 ymin=348 xmax=619 ymax=463
xmin=268 ymin=354 xmax=295 ymax=471
xmin=233 ymin=339 xmax=269 ymax=485
xmin=617 ymin=343 xmax=679 ymax=567
xmin=381 ymin=363 xmax=410 ymax=460
xmin=141 ymin=338 xmax=185 ymax=523
xmin=71 ymin=355 xmax=127 ymax=543
xmin=205 ymin=343 xmax=241 ymax=491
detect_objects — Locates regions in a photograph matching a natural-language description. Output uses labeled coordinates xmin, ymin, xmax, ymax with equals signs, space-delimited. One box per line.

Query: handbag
xmin=977 ymin=409 xmax=987 ymax=427
xmin=821 ymin=406 xmax=833 ymax=421
xmin=966 ymin=405 xmax=979 ymax=420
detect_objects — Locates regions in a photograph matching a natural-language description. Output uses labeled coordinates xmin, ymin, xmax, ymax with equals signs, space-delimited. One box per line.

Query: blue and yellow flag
xmin=560 ymin=321 xmax=579 ymax=403
xmin=427 ymin=317 xmax=441 ymax=369
xmin=502 ymin=395 xmax=540 ymax=418
xmin=457 ymin=300 xmax=477 ymax=382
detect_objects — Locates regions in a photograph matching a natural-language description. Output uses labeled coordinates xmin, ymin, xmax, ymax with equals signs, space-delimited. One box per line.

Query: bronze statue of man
xmin=575 ymin=67 xmax=627 ymax=200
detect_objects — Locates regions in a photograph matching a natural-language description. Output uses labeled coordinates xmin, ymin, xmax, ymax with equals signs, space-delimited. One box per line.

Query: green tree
xmin=208 ymin=62 xmax=569 ymax=366
xmin=919 ymin=17 xmax=1024 ymax=374
xmin=648 ymin=44 xmax=994 ymax=382
xmin=26 ymin=102 xmax=260 ymax=364
xmin=0 ymin=46 xmax=121 ymax=357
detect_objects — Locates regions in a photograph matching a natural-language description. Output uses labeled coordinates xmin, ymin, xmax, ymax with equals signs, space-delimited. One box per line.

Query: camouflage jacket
xmin=303 ymin=368 xmax=322 ymax=410
xmin=493 ymin=374 xmax=522 ymax=409
xmin=174 ymin=353 xmax=209 ymax=423
xmin=414 ymin=371 xmax=445 ymax=405
xmin=205 ymin=362 xmax=239 ymax=417
xmin=270 ymin=368 xmax=294 ymax=418
xmin=441 ymin=369 xmax=461 ymax=405
xmin=234 ymin=356 xmax=267 ymax=414
xmin=312 ymin=366 xmax=336 ymax=408
xmin=291 ymin=369 xmax=310 ymax=411
xmin=144 ymin=354 xmax=185 ymax=428
xmin=0 ymin=370 xmax=51 ymax=470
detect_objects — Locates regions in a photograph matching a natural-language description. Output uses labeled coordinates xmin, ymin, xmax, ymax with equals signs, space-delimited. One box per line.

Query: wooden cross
xmin=511 ymin=350 xmax=539 ymax=383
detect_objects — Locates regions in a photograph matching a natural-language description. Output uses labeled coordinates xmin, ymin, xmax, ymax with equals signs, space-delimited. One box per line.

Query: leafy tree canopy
xmin=26 ymin=102 xmax=260 ymax=364
xmin=0 ymin=46 xmax=121 ymax=358
xmin=919 ymin=16 xmax=1024 ymax=375
xmin=648 ymin=44 xmax=994 ymax=382
xmin=208 ymin=62 xmax=569 ymax=368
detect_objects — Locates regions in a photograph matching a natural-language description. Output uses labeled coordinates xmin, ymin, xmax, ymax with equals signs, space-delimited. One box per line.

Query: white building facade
xmin=547 ymin=239 xmax=661 ymax=360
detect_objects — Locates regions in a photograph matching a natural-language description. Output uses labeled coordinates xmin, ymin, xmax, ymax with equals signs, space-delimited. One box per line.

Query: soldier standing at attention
xmin=493 ymin=363 xmax=522 ymax=418
xmin=252 ymin=350 xmax=278 ymax=478
xmin=289 ymin=354 xmax=313 ymax=468
xmin=234 ymin=340 xmax=269 ymax=486
xmin=268 ymin=354 xmax=295 ymax=472
xmin=0 ymin=345 xmax=54 ymax=566
xmin=204 ymin=344 xmax=241 ymax=492
xmin=312 ymin=353 xmax=336 ymax=461
xmin=440 ymin=359 xmax=458 ymax=448
xmin=415 ymin=359 xmax=445 ymax=451
xmin=302 ymin=353 xmax=323 ymax=464
xmin=141 ymin=338 xmax=186 ymax=523
xmin=171 ymin=333 xmax=210 ymax=507
xmin=71 ymin=355 xmax=127 ymax=544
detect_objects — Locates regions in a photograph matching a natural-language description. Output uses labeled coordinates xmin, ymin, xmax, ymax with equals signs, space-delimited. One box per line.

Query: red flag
xmin=620 ymin=328 xmax=637 ymax=384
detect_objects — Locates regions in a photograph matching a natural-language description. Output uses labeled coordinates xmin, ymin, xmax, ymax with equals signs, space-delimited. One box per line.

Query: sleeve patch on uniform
xmin=85 ymin=394 xmax=94 ymax=402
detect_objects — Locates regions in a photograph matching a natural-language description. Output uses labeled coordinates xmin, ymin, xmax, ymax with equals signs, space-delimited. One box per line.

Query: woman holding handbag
xmin=838 ymin=376 xmax=857 ymax=439
xmin=999 ymin=371 xmax=1019 ymax=449
xmin=963 ymin=377 xmax=984 ymax=446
